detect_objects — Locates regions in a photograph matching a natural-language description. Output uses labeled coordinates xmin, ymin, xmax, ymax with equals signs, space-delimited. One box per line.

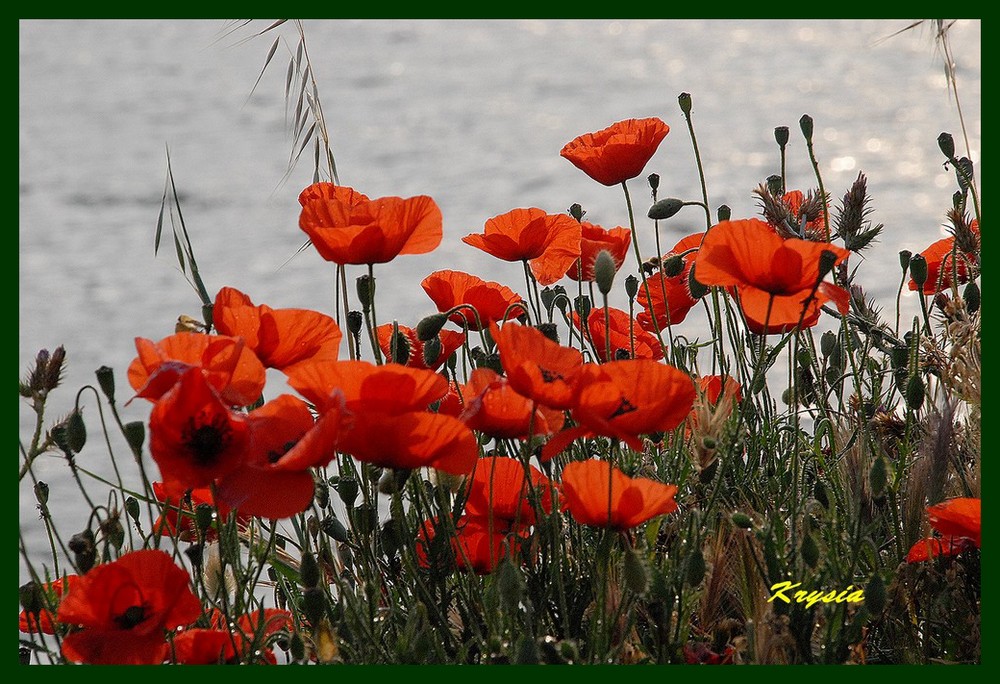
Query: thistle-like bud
xmin=416 ymin=313 xmax=448 ymax=341
xmin=717 ymin=204 xmax=732 ymax=222
xmin=799 ymin=114 xmax=814 ymax=142
xmin=356 ymin=275 xmax=374 ymax=313
xmin=662 ymin=255 xmax=684 ymax=277
xmin=937 ymin=131 xmax=955 ymax=159
xmin=624 ymin=274 xmax=639 ymax=300
xmin=647 ymin=173 xmax=660 ymax=194
xmin=95 ymin=366 xmax=115 ymax=403
xmin=594 ymin=250 xmax=617 ymax=296
xmin=346 ymin=310 xmax=363 ymax=337
xmin=898 ymin=250 xmax=912 ymax=273
xmin=536 ymin=322 xmax=559 ymax=344
xmin=908 ymin=254 xmax=928 ymax=289
xmin=774 ymin=125 xmax=790 ymax=148
xmin=648 ymin=197 xmax=684 ymax=220
xmin=568 ymin=203 xmax=585 ymax=222
xmin=678 ymin=92 xmax=692 ymax=116
xmin=43 ymin=346 xmax=67 ymax=393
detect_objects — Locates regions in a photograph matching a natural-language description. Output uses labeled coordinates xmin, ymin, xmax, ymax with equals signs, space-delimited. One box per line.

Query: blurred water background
xmin=19 ymin=19 xmax=981 ymax=570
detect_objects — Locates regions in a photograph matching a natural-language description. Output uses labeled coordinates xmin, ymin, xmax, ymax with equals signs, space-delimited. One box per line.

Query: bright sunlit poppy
xmin=460 ymin=368 xmax=564 ymax=441
xmin=56 ymin=549 xmax=203 ymax=665
xmin=560 ymin=117 xmax=670 ymax=186
xmin=415 ymin=515 xmax=525 ymax=575
xmin=572 ymin=306 xmax=663 ymax=361
xmin=421 ymin=270 xmax=524 ymax=331
xmin=560 ymin=459 xmax=678 ymax=530
xmin=492 ymin=322 xmax=584 ymax=410
xmin=907 ymin=220 xmax=980 ymax=294
xmin=567 ymin=221 xmax=632 ymax=282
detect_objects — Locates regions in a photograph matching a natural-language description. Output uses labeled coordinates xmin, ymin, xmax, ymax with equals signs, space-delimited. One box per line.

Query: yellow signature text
xmin=768 ymin=581 xmax=865 ymax=609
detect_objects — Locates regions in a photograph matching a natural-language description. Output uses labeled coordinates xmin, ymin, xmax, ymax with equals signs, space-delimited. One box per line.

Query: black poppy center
xmin=610 ymin=398 xmax=638 ymax=419
xmin=268 ymin=439 xmax=300 ymax=464
xmin=113 ymin=604 xmax=148 ymax=630
xmin=183 ymin=416 xmax=232 ymax=466
xmin=539 ymin=368 xmax=564 ymax=383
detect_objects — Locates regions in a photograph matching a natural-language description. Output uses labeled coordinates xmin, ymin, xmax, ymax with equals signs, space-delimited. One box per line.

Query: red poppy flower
xmin=636 ymin=232 xmax=703 ymax=331
xmin=560 ymin=459 xmax=678 ymax=530
xmin=492 ymin=322 xmax=584 ymax=410
xmin=298 ymin=182 xmax=370 ymax=207
xmin=560 ymin=117 xmax=670 ymax=186
xmin=415 ymin=515 xmax=525 ymax=575
xmin=286 ymin=360 xmax=478 ymax=475
xmin=298 ymin=184 xmax=442 ymax=265
xmin=127 ymin=332 xmax=266 ymax=408
xmin=376 ymin=323 xmax=465 ymax=370
xmin=421 ymin=270 xmax=523 ymax=331
xmin=463 ymin=455 xmax=556 ymax=527
xmin=694 ymin=218 xmax=850 ymax=333
xmin=542 ymin=359 xmax=696 ymax=459
xmin=683 ymin=641 xmax=736 ymax=665
xmin=573 ymin=306 xmax=663 ymax=361
xmin=172 ymin=608 xmax=293 ymax=664
xmin=905 ymin=536 xmax=978 ymax=564
xmin=462 ymin=208 xmax=582 ymax=285
xmin=56 ymin=549 xmax=203 ymax=665
xmin=697 ymin=375 xmax=743 ymax=405
xmin=149 ymin=366 xmax=251 ymax=492
xmin=436 ymin=380 xmax=464 ymax=417
xmin=151 ymin=481 xmax=243 ymax=542
xmin=460 ymin=368 xmax=564 ymax=440
xmin=769 ymin=189 xmax=828 ymax=240
xmin=568 ymin=222 xmax=632 ymax=282
xmin=213 ymin=286 xmax=342 ymax=373
xmin=19 ymin=575 xmax=79 ymax=635
xmin=905 ymin=497 xmax=981 ymax=563
xmin=907 ymin=220 xmax=980 ymax=294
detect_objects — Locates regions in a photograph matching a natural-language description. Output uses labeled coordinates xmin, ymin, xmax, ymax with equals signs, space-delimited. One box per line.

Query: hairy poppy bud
xmin=937 ymin=131 xmax=955 ymax=159
xmin=662 ymin=255 xmax=684 ymax=277
xmin=69 ymin=529 xmax=97 ymax=574
xmin=416 ymin=313 xmax=448 ymax=341
xmin=685 ymin=547 xmax=706 ymax=586
xmin=905 ymin=374 xmax=925 ymax=411
xmin=624 ymin=274 xmax=639 ymax=300
xmin=801 ymin=533 xmax=819 ymax=568
xmin=814 ymin=479 xmax=830 ymax=509
xmin=290 ymin=632 xmax=306 ymax=662
xmin=568 ymin=203 xmax=585 ymax=222
xmin=623 ymin=547 xmax=648 ymax=595
xmin=774 ymin=125 xmax=790 ymax=148
xmin=799 ymin=114 xmax=814 ymax=142
xmin=302 ymin=587 xmax=326 ymax=627
xmin=678 ymin=92 xmax=692 ymax=116
xmin=67 ymin=409 xmax=87 ymax=454
xmin=647 ymin=173 xmax=660 ymax=194
xmin=731 ymin=512 xmax=753 ymax=529
xmin=717 ymin=204 xmax=731 ymax=222
xmin=422 ymin=337 xmax=442 ymax=366
xmin=869 ymin=456 xmax=887 ymax=498
xmin=865 ymin=574 xmax=886 ymax=615
xmin=352 ymin=503 xmax=378 ymax=536
xmin=594 ymin=249 xmax=617 ymax=296
xmin=194 ymin=503 xmax=215 ymax=534
xmin=321 ymin=515 xmax=349 ymax=543
xmin=389 ymin=326 xmax=410 ymax=365
xmin=818 ymin=249 xmax=838 ymax=281
xmin=95 ymin=366 xmax=115 ymax=403
xmin=314 ymin=479 xmax=330 ymax=509
xmin=648 ymin=197 xmax=684 ymax=220
xmin=908 ymin=254 xmax=928 ymax=289
xmin=19 ymin=582 xmax=43 ymax=617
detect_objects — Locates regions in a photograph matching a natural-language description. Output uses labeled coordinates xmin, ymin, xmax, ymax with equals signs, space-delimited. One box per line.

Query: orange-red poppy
xmin=771 ymin=189 xmax=828 ymax=240
xmin=907 ymin=220 xmax=980 ymax=294
xmin=462 ymin=208 xmax=582 ymax=285
xmin=151 ymin=481 xmax=244 ymax=542
xmin=905 ymin=536 xmax=978 ymax=564
xmin=149 ymin=366 xmax=251 ymax=493
xmin=906 ymin=497 xmax=981 ymax=563
xmin=698 ymin=375 xmax=743 ymax=405
xmin=376 ymin=323 xmax=465 ymax=370
xmin=492 ymin=322 xmax=584 ymax=410
xmin=298 ymin=183 xmax=442 ymax=265
xmin=19 ymin=575 xmax=79 ymax=635
xmin=460 ymin=368 xmax=564 ymax=440
xmin=286 ymin=360 xmax=478 ymax=475
xmin=56 ymin=549 xmax=203 ymax=665
xmin=172 ymin=608 xmax=292 ymax=664
xmin=463 ymin=455 xmax=556 ymax=527
xmin=415 ymin=515 xmax=525 ymax=575
xmin=421 ymin=270 xmax=524 ymax=331
xmin=560 ymin=459 xmax=678 ymax=530
xmin=542 ymin=359 xmax=696 ymax=459
xmin=636 ymin=232 xmax=703 ymax=331
xmin=298 ymin=181 xmax=370 ymax=207
xmin=127 ymin=332 xmax=266 ymax=408
xmin=560 ymin=117 xmax=670 ymax=186
xmin=572 ymin=306 xmax=663 ymax=361
xmin=568 ymin=222 xmax=632 ymax=282
xmin=213 ymin=286 xmax=342 ymax=373
xmin=694 ymin=218 xmax=850 ymax=333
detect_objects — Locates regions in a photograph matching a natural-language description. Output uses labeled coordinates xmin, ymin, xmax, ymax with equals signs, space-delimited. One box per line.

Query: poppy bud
xmin=416 ymin=313 xmax=448 ymax=341
xmin=95 ymin=366 xmax=115 ymax=403
xmin=614 ymin=348 xmax=631 ymax=360
xmin=731 ymin=512 xmax=753 ymax=529
xmin=717 ymin=204 xmax=731 ymax=222
xmin=574 ymin=295 xmax=592 ymax=321
xmin=19 ymin=581 xmax=44 ymax=617
xmin=302 ymin=586 xmax=326 ymax=627
xmin=647 ymin=173 xmax=660 ymax=194
xmin=422 ymin=337 xmax=442 ymax=366
xmin=34 ymin=481 xmax=49 ymax=506
xmin=356 ymin=275 xmax=374 ymax=313
xmin=50 ymin=424 xmax=72 ymax=458
xmin=69 ymin=529 xmax=96 ymax=573
xmin=307 ymin=514 xmax=321 ymax=541
xmin=536 ymin=322 xmax=559 ymax=344
xmin=594 ymin=250 xmax=617 ymax=296
xmin=623 ymin=547 xmax=648 ymax=595
xmin=687 ymin=264 xmax=709 ymax=299
xmin=865 ymin=574 xmax=886 ymax=615
xmin=352 ymin=503 xmax=378 ymax=536
xmin=315 ymin=479 xmax=330 ymax=509
xmin=300 ymin=550 xmax=320 ymax=589
xmin=624 ymin=274 xmax=639 ymax=300
xmin=685 ymin=547 xmax=706 ymax=586
xmin=817 ymin=249 xmax=838 ymax=281
xmin=774 ymin=125 xmax=790 ymax=148
xmin=964 ymin=281 xmax=980 ymax=314
xmin=678 ymin=92 xmax=692 ymax=116
xmin=335 ymin=477 xmax=359 ymax=508
xmin=389 ymin=327 xmax=409 ymax=365
xmin=869 ymin=456 xmax=887 ymax=498
xmin=766 ymin=174 xmax=783 ymax=197
xmin=67 ymin=409 xmax=87 ymax=454
xmin=937 ymin=131 xmax=955 ymax=159
xmin=908 ymin=254 xmax=928 ymax=289
xmin=194 ymin=503 xmax=215 ymax=534
xmin=814 ymin=479 xmax=830 ymax=509
xmin=484 ymin=352 xmax=504 ymax=375
xmin=123 ymin=421 xmax=145 ymax=452
xmin=897 ymin=250 xmax=912 ymax=273
xmin=905 ymin=374 xmax=925 ymax=411
xmin=347 ymin=310 xmax=364 ymax=337
xmin=568 ymin=203 xmax=585 ymax=222
xmin=125 ymin=495 xmax=140 ymax=522
xmin=954 ymin=157 xmax=974 ymax=192
xmin=801 ymin=533 xmax=819 ymax=568
xmin=799 ymin=114 xmax=814 ymax=142
xmin=496 ymin=557 xmax=525 ymax=613
xmin=796 ymin=348 xmax=812 ymax=368
xmin=321 ymin=515 xmax=349 ymax=543
xmin=662 ymin=255 xmax=684 ymax=277
xmin=102 ymin=515 xmax=125 ymax=551
xmin=648 ymin=197 xmax=684 ymax=220
xmin=290 ymin=632 xmax=306 ymax=662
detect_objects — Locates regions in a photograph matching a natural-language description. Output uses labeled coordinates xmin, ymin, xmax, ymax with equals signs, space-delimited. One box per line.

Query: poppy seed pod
xmin=717 ymin=204 xmax=731 ymax=222
xmin=648 ymin=197 xmax=684 ymax=220
xmin=937 ymin=131 xmax=955 ymax=159
xmin=908 ymin=254 xmax=928 ymax=289
xmin=574 ymin=295 xmax=592 ymax=321
xmin=356 ymin=275 xmax=375 ymax=313
xmin=774 ymin=125 xmax=790 ymax=148
xmin=898 ymin=250 xmax=912 ymax=273
xmin=95 ymin=366 xmax=115 ymax=403
xmin=678 ymin=92 xmax=692 ymax=115
xmin=568 ymin=203 xmax=585 ymax=222
xmin=799 ymin=114 xmax=814 ymax=142
xmin=625 ymin=274 xmax=639 ymax=300
xmin=594 ymin=250 xmax=617 ymax=296
xmin=347 ymin=310 xmax=364 ymax=337
xmin=647 ymin=173 xmax=660 ymax=193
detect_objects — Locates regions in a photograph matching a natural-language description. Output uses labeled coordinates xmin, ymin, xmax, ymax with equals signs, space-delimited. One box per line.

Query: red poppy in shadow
xmin=463 ymin=455 xmax=557 ymax=527
xmin=560 ymin=459 xmax=678 ymax=530
xmin=906 ymin=497 xmax=981 ymax=563
xmin=637 ymin=232 xmax=703 ymax=331
xmin=128 ymin=333 xmax=267 ymax=408
xmin=573 ymin=306 xmax=663 ymax=361
xmin=462 ymin=208 xmax=582 ymax=285
xmin=568 ymin=222 xmax=632 ymax=282
xmin=172 ymin=608 xmax=293 ymax=664
xmin=376 ymin=323 xmax=465 ymax=370
xmin=694 ymin=218 xmax=850 ymax=333
xmin=286 ymin=360 xmax=478 ymax=475
xmin=415 ymin=515 xmax=525 ymax=575
xmin=460 ymin=368 xmax=564 ymax=440
xmin=19 ymin=575 xmax=79 ymax=635
xmin=213 ymin=286 xmax=342 ymax=373
xmin=298 ymin=184 xmax=442 ymax=265
xmin=151 ymin=481 xmax=244 ymax=542
xmin=56 ymin=549 xmax=203 ymax=665
xmin=907 ymin=219 xmax=980 ymax=294
xmin=560 ymin=117 xmax=670 ymax=186
xmin=421 ymin=270 xmax=523 ymax=331
xmin=492 ymin=322 xmax=584 ymax=410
